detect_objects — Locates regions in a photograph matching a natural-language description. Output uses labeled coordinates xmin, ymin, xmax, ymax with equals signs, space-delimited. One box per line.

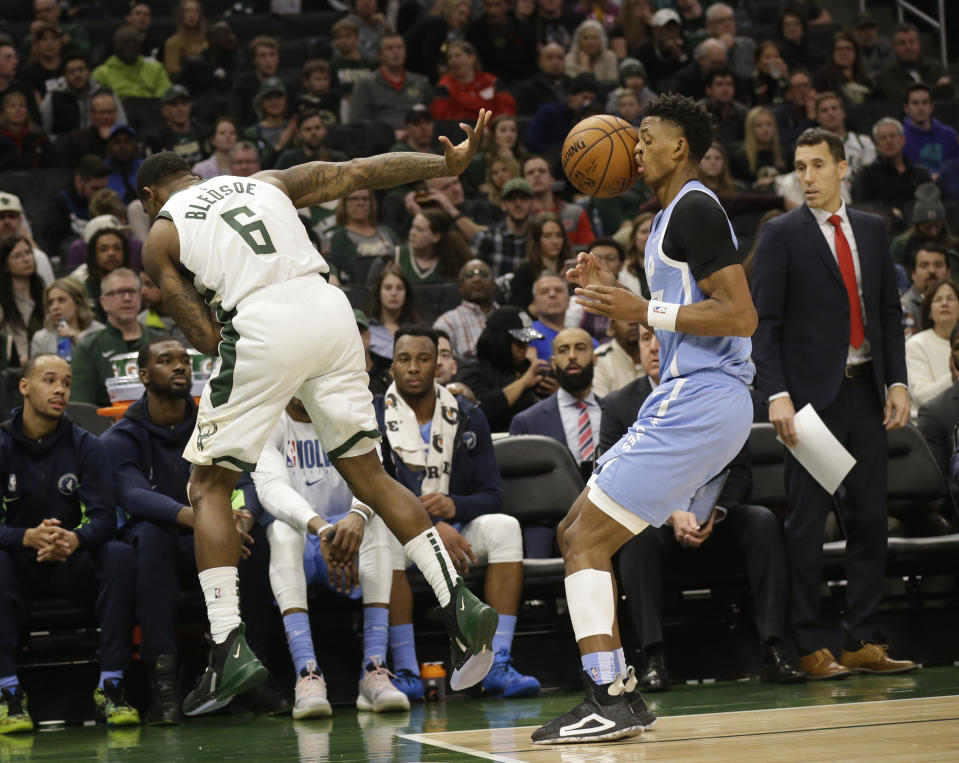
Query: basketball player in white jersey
xmin=135 ymin=110 xmax=498 ymax=717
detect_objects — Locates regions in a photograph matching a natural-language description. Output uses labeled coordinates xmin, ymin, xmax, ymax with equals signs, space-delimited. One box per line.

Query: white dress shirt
xmin=557 ymin=388 xmax=602 ymax=459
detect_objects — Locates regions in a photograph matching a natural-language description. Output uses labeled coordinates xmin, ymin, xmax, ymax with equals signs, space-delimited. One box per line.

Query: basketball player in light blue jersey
xmin=532 ymin=94 xmax=759 ymax=745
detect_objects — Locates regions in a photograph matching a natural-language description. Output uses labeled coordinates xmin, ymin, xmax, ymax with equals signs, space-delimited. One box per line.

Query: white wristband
xmin=314 ymin=522 xmax=333 ymax=538
xmin=647 ymin=300 xmax=680 ymax=331
xmin=349 ymin=507 xmax=370 ymax=523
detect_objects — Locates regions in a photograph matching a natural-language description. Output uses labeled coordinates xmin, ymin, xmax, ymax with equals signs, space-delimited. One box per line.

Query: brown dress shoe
xmin=840 ymin=643 xmax=918 ymax=674
xmin=799 ymin=649 xmax=854 ymax=680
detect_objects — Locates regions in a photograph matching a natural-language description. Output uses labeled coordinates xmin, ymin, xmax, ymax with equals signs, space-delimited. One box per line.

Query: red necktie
xmin=827 ymin=214 xmax=865 ymax=349
xmin=575 ymin=401 xmax=595 ymax=462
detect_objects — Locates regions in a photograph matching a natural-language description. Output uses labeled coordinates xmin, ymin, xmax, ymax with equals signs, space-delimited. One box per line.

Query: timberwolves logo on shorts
xmin=57 ymin=473 xmax=79 ymax=495
xmin=196 ymin=421 xmax=218 ymax=451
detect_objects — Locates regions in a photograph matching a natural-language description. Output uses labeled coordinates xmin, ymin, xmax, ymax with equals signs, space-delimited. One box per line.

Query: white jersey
xmin=252 ymin=412 xmax=361 ymax=530
xmin=157 ymin=175 xmax=329 ymax=313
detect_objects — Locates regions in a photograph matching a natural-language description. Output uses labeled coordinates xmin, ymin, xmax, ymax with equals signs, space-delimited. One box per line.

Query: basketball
xmin=561 ymin=115 xmax=640 ymax=198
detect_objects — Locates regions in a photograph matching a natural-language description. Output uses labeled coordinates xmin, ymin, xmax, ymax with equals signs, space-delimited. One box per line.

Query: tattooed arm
xmin=142 ymin=219 xmax=221 ymax=356
xmin=256 ymin=109 xmax=490 ymax=208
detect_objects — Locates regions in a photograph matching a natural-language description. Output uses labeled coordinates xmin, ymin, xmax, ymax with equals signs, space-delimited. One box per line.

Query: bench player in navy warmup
xmin=135 ymin=110 xmax=499 ymax=716
xmin=532 ymin=94 xmax=759 ymax=745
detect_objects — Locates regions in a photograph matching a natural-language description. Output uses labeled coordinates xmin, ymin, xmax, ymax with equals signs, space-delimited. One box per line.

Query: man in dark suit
xmin=917 ymin=323 xmax=959 ymax=480
xmin=604 ymin=324 xmax=801 ymax=690
xmin=509 ymin=328 xmax=601 ymax=470
xmin=751 ymin=127 xmax=916 ymax=680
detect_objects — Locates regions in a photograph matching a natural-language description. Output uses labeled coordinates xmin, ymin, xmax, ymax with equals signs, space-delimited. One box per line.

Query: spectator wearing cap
xmin=349 ymin=35 xmax=431 ymax=135
xmin=606 ymin=58 xmax=656 ymax=112
xmin=674 ymin=37 xmax=729 ymax=101
xmin=511 ymin=43 xmax=573 ymax=118
xmin=0 ymin=89 xmax=51 ymax=171
xmin=53 ymin=91 xmax=124 ymax=168
xmin=179 ymin=21 xmax=241 ymax=99
xmin=92 ymin=26 xmax=172 ymax=100
xmin=852 ymin=13 xmax=895 ymax=78
xmin=434 ymin=259 xmax=499 ymax=360
xmin=295 ymin=59 xmax=341 ymax=123
xmin=876 ymin=23 xmax=953 ymax=104
xmin=41 ymin=52 xmax=128 ymax=140
xmin=890 ymin=187 xmax=959 ymax=271
xmin=564 ymin=19 xmax=618 ymax=82
xmin=105 ymin=125 xmax=143 ymax=204
xmin=902 ymin=83 xmax=958 ymax=180
xmin=853 ymin=117 xmax=932 ymax=214
xmin=67 ymin=212 xmax=141 ymax=281
xmin=163 ymin=0 xmax=208 ymax=77
xmin=465 ymin=0 xmax=538 ymax=86
xmin=243 ymin=78 xmax=295 ymax=170
xmin=636 ymin=9 xmax=689 ymax=93
xmin=230 ymin=36 xmax=280 ymax=132
xmin=145 ymin=86 xmax=207 ymax=166
xmin=0 ymin=193 xmax=55 ymax=284
xmin=390 ymin=106 xmax=441 ymax=154
xmin=706 ymin=2 xmax=754 ymax=81
xmin=453 ymin=304 xmax=554 ymax=432
xmin=525 ymin=72 xmax=599 ymax=156
xmin=274 ymin=109 xmax=348 ymax=170
xmin=430 ymin=41 xmax=517 ymax=122
xmin=330 ymin=18 xmax=377 ymax=100
xmin=50 ymin=153 xmax=111 ymax=248
xmin=19 ymin=22 xmax=66 ymax=100
xmin=697 ymin=66 xmax=747 ymax=147
xmin=476 ymin=177 xmax=535 ymax=278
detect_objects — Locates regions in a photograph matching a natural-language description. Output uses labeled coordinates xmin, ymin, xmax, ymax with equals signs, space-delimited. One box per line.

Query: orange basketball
xmin=561 ymin=115 xmax=639 ymax=198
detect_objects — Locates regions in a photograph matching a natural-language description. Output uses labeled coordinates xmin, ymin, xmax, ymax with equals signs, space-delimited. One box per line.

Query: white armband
xmin=349 ymin=507 xmax=370 ymax=523
xmin=313 ymin=522 xmax=333 ymax=538
xmin=647 ymin=300 xmax=680 ymax=331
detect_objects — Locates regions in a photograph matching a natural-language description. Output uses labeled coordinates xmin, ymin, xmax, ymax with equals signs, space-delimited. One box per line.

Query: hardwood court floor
xmin=1 ymin=666 xmax=957 ymax=761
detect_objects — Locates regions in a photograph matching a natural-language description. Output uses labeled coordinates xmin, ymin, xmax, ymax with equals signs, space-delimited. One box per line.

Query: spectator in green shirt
xmin=71 ymin=268 xmax=153 ymax=406
xmin=92 ymin=26 xmax=172 ymax=100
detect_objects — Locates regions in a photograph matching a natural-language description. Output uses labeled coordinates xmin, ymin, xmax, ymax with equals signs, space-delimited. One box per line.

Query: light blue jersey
xmin=645 ymin=180 xmax=755 ymax=386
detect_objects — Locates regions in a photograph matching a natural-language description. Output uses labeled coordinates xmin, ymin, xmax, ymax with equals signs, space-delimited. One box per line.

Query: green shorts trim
xmin=209 ymin=311 xmax=239 ymax=408
xmin=327 ymin=429 xmax=382 ymax=460
xmin=212 ymin=454 xmax=258 ymax=472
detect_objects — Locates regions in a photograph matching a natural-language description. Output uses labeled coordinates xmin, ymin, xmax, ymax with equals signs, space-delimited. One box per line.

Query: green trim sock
xmin=389 ymin=624 xmax=419 ymax=675
xmin=403 ymin=527 xmax=459 ymax=607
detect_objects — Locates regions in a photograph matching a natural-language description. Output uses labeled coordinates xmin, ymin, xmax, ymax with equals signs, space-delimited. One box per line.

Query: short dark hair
xmin=904 ymin=81 xmax=931 ymax=103
xmin=642 ymin=94 xmax=715 ymax=163
xmin=393 ymin=325 xmax=439 ymax=358
xmin=893 ymin=22 xmax=919 ymax=37
xmin=22 ymin=353 xmax=66 ymax=380
xmin=434 ymin=327 xmax=452 ymax=346
xmin=63 ymin=50 xmax=90 ymax=67
xmin=703 ymin=65 xmax=734 ymax=88
xmin=794 ymin=127 xmax=846 ymax=162
xmin=137 ymin=335 xmax=180 ymax=370
xmin=76 ymin=153 xmax=109 ymax=180
xmin=589 ymin=236 xmax=625 ymax=261
xmin=136 ymin=151 xmax=191 ymax=202
xmin=907 ymin=240 xmax=949 ymax=273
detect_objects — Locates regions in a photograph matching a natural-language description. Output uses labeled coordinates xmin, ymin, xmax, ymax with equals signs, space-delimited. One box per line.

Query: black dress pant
xmin=618 ymin=504 xmax=788 ymax=649
xmin=783 ymin=373 xmax=888 ymax=655
xmin=0 ymin=541 xmax=136 ymax=676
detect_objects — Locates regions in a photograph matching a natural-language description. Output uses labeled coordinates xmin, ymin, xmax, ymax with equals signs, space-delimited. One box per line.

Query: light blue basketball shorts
xmin=592 ymin=370 xmax=753 ymax=530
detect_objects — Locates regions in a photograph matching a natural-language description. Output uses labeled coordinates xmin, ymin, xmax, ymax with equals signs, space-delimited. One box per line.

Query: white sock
xmin=615 ymin=647 xmax=626 ymax=675
xmin=403 ymin=527 xmax=460 ymax=607
xmin=199 ymin=566 xmax=241 ymax=644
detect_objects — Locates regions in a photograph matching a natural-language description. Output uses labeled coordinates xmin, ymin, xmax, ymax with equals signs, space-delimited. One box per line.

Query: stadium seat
xmin=66 ymin=401 xmax=116 ymax=436
xmin=340 ymin=283 xmax=371 ymax=311
xmin=745 ymin=422 xmax=788 ymax=514
xmin=326 ymin=121 xmax=396 ymax=159
xmin=122 ymin=96 xmax=163 ymax=133
xmin=494 ymin=434 xmax=584 ymax=571
xmin=0 ymin=367 xmax=23 ymax=417
xmin=277 ymin=11 xmax=347 ymax=40
xmin=0 ymin=167 xmax=74 ymax=258
xmin=410 ymin=281 xmax=460 ymax=324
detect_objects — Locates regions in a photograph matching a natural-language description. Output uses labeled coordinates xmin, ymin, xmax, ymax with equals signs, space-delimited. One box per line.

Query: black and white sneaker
xmin=620 ymin=665 xmax=657 ymax=729
xmin=182 ymin=623 xmax=268 ymax=717
xmin=531 ymin=670 xmax=652 ymax=745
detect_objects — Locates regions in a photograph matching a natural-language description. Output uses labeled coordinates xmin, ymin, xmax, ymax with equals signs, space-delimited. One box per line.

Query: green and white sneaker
xmin=0 ymin=687 xmax=32 ymax=734
xmin=93 ymin=679 xmax=140 ymax=726
xmin=182 ymin=623 xmax=268 ymax=716
xmin=442 ymin=579 xmax=499 ymax=691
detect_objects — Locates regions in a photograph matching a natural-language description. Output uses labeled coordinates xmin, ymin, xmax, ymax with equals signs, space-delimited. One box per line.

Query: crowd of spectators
xmin=1 ymin=0 xmax=959 ymax=731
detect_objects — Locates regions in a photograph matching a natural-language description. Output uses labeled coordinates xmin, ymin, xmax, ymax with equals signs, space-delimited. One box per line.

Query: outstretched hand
xmin=566 ymin=251 xmax=617 ymax=289
xmin=440 ymin=109 xmax=490 ymax=176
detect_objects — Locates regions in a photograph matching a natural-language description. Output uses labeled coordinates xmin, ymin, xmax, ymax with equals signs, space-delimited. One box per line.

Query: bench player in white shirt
xmin=252 ymin=397 xmax=408 ymax=718
xmin=136 ymin=110 xmax=497 ymax=716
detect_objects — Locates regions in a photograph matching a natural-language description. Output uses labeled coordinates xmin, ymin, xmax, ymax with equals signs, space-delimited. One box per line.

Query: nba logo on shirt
xmin=286 ymin=439 xmax=298 ymax=468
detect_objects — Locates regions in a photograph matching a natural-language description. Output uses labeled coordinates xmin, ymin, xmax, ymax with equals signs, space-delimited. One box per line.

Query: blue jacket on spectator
xmin=101 ymin=394 xmax=195 ymax=525
xmin=0 ymin=407 xmax=116 ymax=550
xmin=373 ymin=394 xmax=502 ymax=526
xmin=903 ymin=117 xmax=959 ymax=176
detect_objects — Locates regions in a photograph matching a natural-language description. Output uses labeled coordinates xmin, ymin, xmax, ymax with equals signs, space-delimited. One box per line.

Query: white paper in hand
xmin=777 ymin=404 xmax=856 ymax=494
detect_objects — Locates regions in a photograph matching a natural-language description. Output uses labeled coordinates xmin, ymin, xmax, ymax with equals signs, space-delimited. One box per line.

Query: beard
xmin=556 ymin=362 xmax=594 ymax=393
